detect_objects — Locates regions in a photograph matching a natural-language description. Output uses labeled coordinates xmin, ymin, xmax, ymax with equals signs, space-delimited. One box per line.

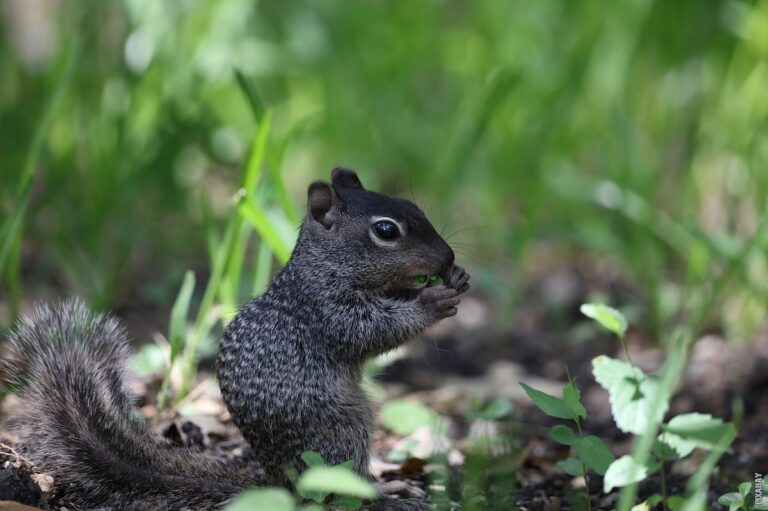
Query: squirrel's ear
xmin=331 ymin=167 xmax=365 ymax=191
xmin=307 ymin=181 xmax=339 ymax=230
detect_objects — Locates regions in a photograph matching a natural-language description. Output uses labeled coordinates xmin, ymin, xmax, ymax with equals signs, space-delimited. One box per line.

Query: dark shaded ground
xmin=0 ymin=268 xmax=766 ymax=510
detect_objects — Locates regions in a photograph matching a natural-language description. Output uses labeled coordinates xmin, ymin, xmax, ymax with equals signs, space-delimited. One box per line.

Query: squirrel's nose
xmin=438 ymin=242 xmax=455 ymax=272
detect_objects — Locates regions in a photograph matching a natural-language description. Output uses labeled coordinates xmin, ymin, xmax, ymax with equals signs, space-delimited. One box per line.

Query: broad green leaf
xmin=663 ymin=413 xmax=736 ymax=451
xmin=604 ymin=455 xmax=648 ymax=492
xmin=563 ymin=382 xmax=587 ymax=419
xmin=592 ymin=356 xmax=668 ymax=434
xmin=573 ymin=435 xmax=615 ymax=475
xmin=556 ymin=457 xmax=585 ymax=476
xmin=297 ymin=466 xmax=377 ymax=499
xmin=580 ymin=303 xmax=628 ymax=337
xmin=301 ymin=451 xmax=325 ymax=468
xmin=738 ymin=482 xmax=752 ymax=497
xmin=667 ymin=496 xmax=685 ymax=511
xmin=519 ymin=382 xmax=577 ymax=419
xmin=549 ymin=425 xmax=577 ymax=446
xmin=224 ymin=488 xmax=295 ymax=511
xmin=655 ymin=430 xmax=696 ymax=460
xmin=717 ymin=492 xmax=743 ymax=510
xmin=380 ymin=399 xmax=439 ymax=435
xmin=754 ymin=501 xmax=768 ymax=510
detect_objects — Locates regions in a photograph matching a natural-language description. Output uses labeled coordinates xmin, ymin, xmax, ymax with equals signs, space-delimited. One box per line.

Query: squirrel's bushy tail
xmin=2 ymin=300 xmax=256 ymax=510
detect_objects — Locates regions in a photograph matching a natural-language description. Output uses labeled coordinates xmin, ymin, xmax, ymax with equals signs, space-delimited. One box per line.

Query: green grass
xmin=2 ymin=0 xmax=766 ymax=343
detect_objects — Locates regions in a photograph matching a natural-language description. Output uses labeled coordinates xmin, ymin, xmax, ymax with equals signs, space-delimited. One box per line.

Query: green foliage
xmin=297 ymin=467 xmax=376 ymax=500
xmin=592 ymin=356 xmax=668 ymax=435
xmin=718 ymin=481 xmax=768 ymax=511
xmin=2 ymin=0 xmax=767 ymax=347
xmin=225 ymin=451 xmax=374 ymax=511
xmin=224 ymin=488 xmax=295 ymax=511
xmin=548 ymin=425 xmax=577 ymax=446
xmin=521 ymin=375 xmax=610 ymax=509
xmin=580 ymin=304 xmax=628 ymax=338
xmin=604 ymin=455 xmax=648 ymax=493
xmin=572 ymin=436 xmax=615 ymax=476
xmin=524 ymin=306 xmax=740 ymax=510
xmin=519 ymin=382 xmax=578 ymax=420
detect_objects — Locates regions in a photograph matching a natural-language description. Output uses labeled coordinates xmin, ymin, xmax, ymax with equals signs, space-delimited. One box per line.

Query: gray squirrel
xmin=2 ymin=168 xmax=470 ymax=510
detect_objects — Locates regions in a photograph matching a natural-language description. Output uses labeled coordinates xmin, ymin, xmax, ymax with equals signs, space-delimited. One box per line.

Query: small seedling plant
xmin=224 ymin=451 xmax=377 ymax=511
xmin=521 ymin=303 xmax=737 ymax=511
xmin=718 ymin=481 xmax=768 ymax=511
xmin=520 ymin=371 xmax=613 ymax=511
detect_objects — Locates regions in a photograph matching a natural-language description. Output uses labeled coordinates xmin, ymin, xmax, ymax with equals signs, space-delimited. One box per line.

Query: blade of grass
xmin=238 ymin=200 xmax=292 ymax=264
xmin=157 ymin=270 xmax=196 ymax=411
xmin=234 ymin=67 xmax=267 ymax=123
xmin=0 ymin=27 xmax=82 ymax=286
xmin=176 ymin=214 xmax=241 ymax=401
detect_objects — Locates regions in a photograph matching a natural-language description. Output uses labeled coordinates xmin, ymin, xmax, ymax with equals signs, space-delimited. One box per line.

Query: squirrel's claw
xmin=444 ymin=265 xmax=470 ymax=295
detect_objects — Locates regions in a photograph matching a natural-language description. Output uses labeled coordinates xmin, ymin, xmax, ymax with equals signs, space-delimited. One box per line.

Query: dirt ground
xmin=1 ymin=268 xmax=766 ymax=510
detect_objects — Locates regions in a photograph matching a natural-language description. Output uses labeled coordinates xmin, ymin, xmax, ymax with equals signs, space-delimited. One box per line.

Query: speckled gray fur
xmin=3 ymin=168 xmax=469 ymax=511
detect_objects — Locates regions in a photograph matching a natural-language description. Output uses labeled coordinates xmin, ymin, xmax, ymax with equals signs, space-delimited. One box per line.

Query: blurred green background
xmin=2 ymin=0 xmax=768 ymax=343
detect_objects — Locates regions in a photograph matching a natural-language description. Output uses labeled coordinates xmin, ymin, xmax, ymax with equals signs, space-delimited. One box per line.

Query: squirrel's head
xmin=303 ymin=167 xmax=455 ymax=295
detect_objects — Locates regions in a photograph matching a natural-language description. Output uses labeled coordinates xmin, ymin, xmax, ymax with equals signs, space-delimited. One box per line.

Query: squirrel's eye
xmin=372 ymin=220 xmax=401 ymax=241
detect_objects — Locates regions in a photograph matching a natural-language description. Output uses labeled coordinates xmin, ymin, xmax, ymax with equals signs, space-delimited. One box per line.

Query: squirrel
xmin=2 ymin=168 xmax=470 ymax=511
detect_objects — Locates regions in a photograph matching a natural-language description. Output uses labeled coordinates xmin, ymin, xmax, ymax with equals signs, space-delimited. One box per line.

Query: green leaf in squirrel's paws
xmin=223 ymin=488 xmax=295 ymax=511
xmin=592 ymin=356 xmax=668 ymax=434
xmin=580 ymin=303 xmax=628 ymax=337
xmin=572 ymin=435 xmax=615 ymax=475
xmin=519 ymin=382 xmax=577 ymax=419
xmin=428 ymin=274 xmax=444 ymax=286
xmin=563 ymin=381 xmax=587 ymax=419
xmin=297 ymin=466 xmax=377 ymax=499
xmin=301 ymin=451 xmax=326 ymax=468
xmin=556 ymin=457 xmax=585 ymax=476
xmin=603 ymin=455 xmax=648 ymax=492
xmin=548 ymin=425 xmax=577 ymax=446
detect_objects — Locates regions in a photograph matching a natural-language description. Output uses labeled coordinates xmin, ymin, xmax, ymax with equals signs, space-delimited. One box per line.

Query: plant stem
xmin=620 ymin=335 xmax=635 ymax=367
xmin=660 ymin=460 xmax=669 ymax=511
xmin=574 ymin=417 xmax=592 ymax=511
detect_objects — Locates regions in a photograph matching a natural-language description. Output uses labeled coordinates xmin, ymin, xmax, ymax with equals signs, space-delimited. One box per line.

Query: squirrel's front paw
xmin=444 ymin=265 xmax=470 ymax=294
xmin=419 ymin=286 xmax=460 ymax=319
